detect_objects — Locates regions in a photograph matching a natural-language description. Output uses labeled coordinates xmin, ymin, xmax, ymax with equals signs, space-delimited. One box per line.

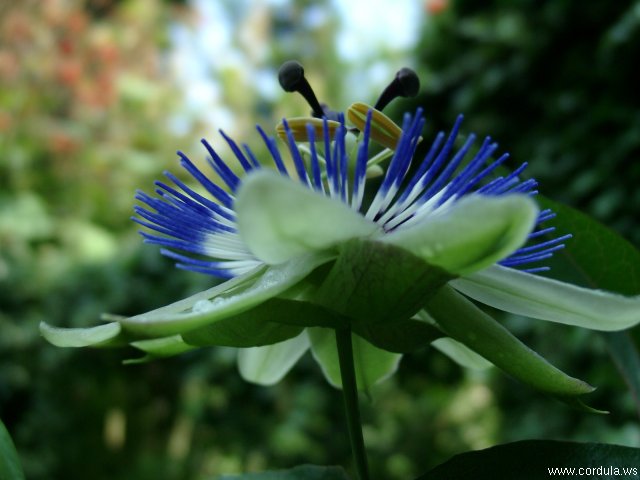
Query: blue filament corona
xmin=134 ymin=110 xmax=570 ymax=278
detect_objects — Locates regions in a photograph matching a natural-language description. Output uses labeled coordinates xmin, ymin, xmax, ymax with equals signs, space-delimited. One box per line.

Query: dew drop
xmin=193 ymin=297 xmax=226 ymax=313
xmin=211 ymin=297 xmax=226 ymax=306
xmin=260 ymin=269 xmax=284 ymax=287
xmin=192 ymin=300 xmax=214 ymax=313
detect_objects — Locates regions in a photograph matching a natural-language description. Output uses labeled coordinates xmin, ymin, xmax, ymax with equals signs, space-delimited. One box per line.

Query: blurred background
xmin=1 ymin=0 xmax=639 ymax=478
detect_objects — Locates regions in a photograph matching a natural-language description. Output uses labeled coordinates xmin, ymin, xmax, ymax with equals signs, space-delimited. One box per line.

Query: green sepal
xmin=161 ymin=286 xmax=347 ymax=348
xmin=557 ymin=397 xmax=609 ymax=415
xmin=124 ymin=335 xmax=198 ymax=364
xmin=308 ymin=328 xmax=401 ymax=391
xmin=354 ymin=318 xmax=443 ymax=353
xmin=311 ymin=238 xmax=454 ymax=325
xmin=40 ymin=321 xmax=126 ymax=348
xmin=431 ymin=337 xmax=494 ymax=370
xmin=182 ymin=307 xmax=304 ymax=348
xmin=426 ymin=286 xmax=595 ymax=400
xmin=119 ymin=253 xmax=332 ymax=337
xmin=257 ymin=281 xmax=350 ymax=329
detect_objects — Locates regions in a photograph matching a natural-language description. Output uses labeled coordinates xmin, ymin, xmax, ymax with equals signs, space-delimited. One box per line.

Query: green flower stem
xmin=335 ymin=327 xmax=370 ymax=480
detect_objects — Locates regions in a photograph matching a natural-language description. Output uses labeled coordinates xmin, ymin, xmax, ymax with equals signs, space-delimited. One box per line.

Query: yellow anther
xmin=276 ymin=117 xmax=341 ymax=143
xmin=347 ymin=102 xmax=403 ymax=150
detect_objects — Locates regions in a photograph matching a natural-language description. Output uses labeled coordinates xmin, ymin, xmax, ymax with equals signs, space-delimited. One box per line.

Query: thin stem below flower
xmin=335 ymin=327 xmax=370 ymax=480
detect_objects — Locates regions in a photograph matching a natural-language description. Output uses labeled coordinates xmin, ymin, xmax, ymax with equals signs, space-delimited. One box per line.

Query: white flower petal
xmin=308 ymin=328 xmax=401 ymax=391
xmin=40 ymin=321 xmax=121 ymax=347
xmin=236 ymin=170 xmax=380 ymax=264
xmin=237 ymin=332 xmax=310 ymax=386
xmin=120 ymin=253 xmax=331 ymax=336
xmin=452 ymin=265 xmax=640 ymax=330
xmin=382 ymin=195 xmax=539 ymax=275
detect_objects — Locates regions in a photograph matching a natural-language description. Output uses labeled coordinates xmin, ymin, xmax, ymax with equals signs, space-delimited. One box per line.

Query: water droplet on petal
xmin=192 ymin=298 xmax=225 ymax=313
xmin=192 ymin=300 xmax=213 ymax=313
xmin=259 ymin=269 xmax=284 ymax=288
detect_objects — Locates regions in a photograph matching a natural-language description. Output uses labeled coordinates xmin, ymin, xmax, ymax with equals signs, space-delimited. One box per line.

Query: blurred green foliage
xmin=1 ymin=0 xmax=639 ymax=479
xmin=405 ymin=0 xmax=640 ymax=467
xmin=411 ymin=0 xmax=640 ymax=245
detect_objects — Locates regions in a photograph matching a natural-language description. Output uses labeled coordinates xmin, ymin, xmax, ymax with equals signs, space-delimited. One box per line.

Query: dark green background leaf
xmin=603 ymin=331 xmax=640 ymax=418
xmin=218 ymin=464 xmax=351 ymax=480
xmin=0 ymin=418 xmax=25 ymax=480
xmin=417 ymin=440 xmax=640 ymax=480
xmin=538 ymin=196 xmax=640 ymax=295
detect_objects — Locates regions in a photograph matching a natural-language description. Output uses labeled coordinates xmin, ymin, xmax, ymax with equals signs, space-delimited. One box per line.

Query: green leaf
xmin=219 ymin=464 xmax=350 ymax=479
xmin=0 ymin=418 xmax=25 ymax=480
xmin=426 ymin=286 xmax=595 ymax=398
xmin=452 ymin=265 xmax=640 ymax=330
xmin=237 ymin=333 xmax=310 ymax=386
xmin=311 ymin=239 xmax=454 ymax=325
xmin=383 ymin=194 xmax=538 ymax=275
xmin=354 ymin=318 xmax=443 ymax=353
xmin=235 ymin=171 xmax=378 ymax=264
xmin=603 ymin=331 xmax=640 ymax=418
xmin=308 ymin=328 xmax=401 ymax=391
xmin=120 ymin=253 xmax=332 ymax=337
xmin=417 ymin=440 xmax=640 ymax=480
xmin=40 ymin=321 xmax=124 ymax=347
xmin=182 ymin=297 xmax=346 ymax=348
